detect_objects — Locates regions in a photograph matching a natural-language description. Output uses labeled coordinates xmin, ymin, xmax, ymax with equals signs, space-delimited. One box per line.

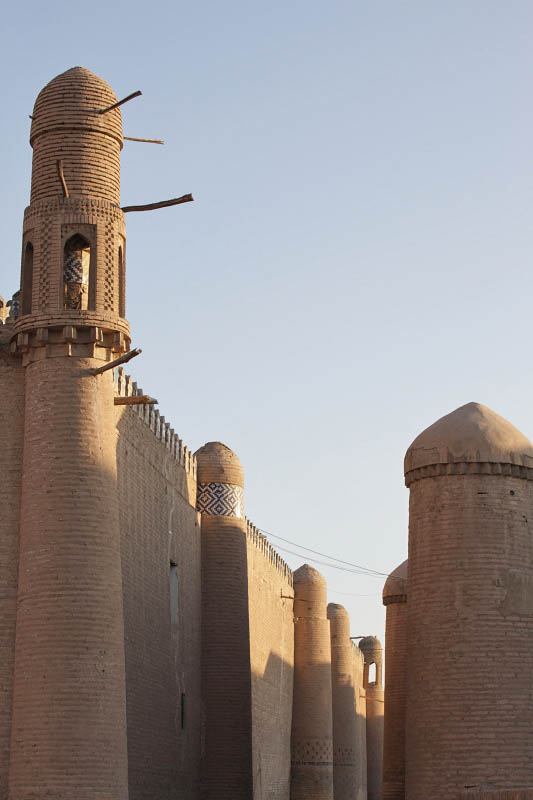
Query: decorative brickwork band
xmin=405 ymin=460 xmax=533 ymax=487
xmin=196 ymin=482 xmax=245 ymax=517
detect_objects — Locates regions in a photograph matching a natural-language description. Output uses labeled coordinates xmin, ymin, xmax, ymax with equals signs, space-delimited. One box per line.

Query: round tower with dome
xmin=8 ymin=67 xmax=130 ymax=800
xmin=382 ymin=559 xmax=408 ymax=800
xmin=405 ymin=402 xmax=533 ymax=798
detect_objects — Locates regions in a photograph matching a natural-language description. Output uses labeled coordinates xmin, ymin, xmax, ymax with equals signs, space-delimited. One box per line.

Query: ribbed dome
xmin=405 ymin=402 xmax=533 ymax=475
xmin=195 ymin=441 xmax=244 ymax=487
xmin=30 ymin=67 xmax=123 ymax=148
xmin=383 ymin=559 xmax=408 ymax=602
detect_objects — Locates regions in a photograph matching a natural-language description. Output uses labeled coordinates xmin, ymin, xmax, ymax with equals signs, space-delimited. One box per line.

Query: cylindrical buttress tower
xmin=0 ymin=326 xmax=24 ymax=797
xmin=405 ymin=402 xmax=533 ymax=798
xmin=8 ymin=67 xmax=130 ymax=799
xmin=327 ymin=603 xmax=360 ymax=800
xmin=195 ymin=442 xmax=253 ymax=799
xmin=291 ymin=564 xmax=334 ymax=800
xmin=352 ymin=644 xmax=367 ymax=800
xmin=359 ymin=635 xmax=384 ymax=800
xmin=382 ymin=559 xmax=408 ymax=800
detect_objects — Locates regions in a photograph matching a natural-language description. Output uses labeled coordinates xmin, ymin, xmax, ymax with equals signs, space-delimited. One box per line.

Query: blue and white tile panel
xmin=196 ymin=482 xmax=245 ymax=518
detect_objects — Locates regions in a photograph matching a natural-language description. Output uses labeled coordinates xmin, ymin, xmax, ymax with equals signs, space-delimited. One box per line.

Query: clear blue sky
xmin=2 ymin=1 xmax=533 ymax=644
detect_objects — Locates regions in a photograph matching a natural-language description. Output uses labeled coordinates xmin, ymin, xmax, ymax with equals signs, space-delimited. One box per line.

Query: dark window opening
xmin=63 ymin=234 xmax=90 ymax=310
xmin=181 ymin=692 xmax=186 ymax=729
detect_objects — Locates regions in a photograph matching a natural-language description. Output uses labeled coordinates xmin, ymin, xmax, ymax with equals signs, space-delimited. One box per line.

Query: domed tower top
xmin=195 ymin=442 xmax=244 ymax=487
xmin=359 ymin=635 xmax=383 ymax=688
xmin=293 ymin=563 xmax=327 ymax=616
xmin=195 ymin=442 xmax=245 ymax=519
xmin=30 ymin=67 xmax=123 ymax=148
xmin=29 ymin=67 xmax=123 ymax=204
xmin=327 ymin=602 xmax=350 ymax=641
xmin=405 ymin=402 xmax=533 ymax=486
xmin=382 ymin=559 xmax=408 ymax=605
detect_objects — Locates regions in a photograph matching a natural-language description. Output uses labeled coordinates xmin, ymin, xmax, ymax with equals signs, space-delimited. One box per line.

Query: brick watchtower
xmin=194 ymin=442 xmax=253 ymax=799
xmin=8 ymin=68 xmax=129 ymax=799
xmin=358 ymin=635 xmax=384 ymax=800
xmin=327 ymin=603 xmax=360 ymax=800
xmin=291 ymin=564 xmax=334 ymax=800
xmin=405 ymin=402 xmax=533 ymax=798
xmin=382 ymin=559 xmax=408 ymax=800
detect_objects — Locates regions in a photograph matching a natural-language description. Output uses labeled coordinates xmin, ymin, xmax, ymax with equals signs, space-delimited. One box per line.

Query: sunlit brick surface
xmin=0 ymin=329 xmax=24 ymax=798
xmin=382 ymin=560 xmax=408 ymax=800
xmin=8 ymin=360 xmax=129 ymax=799
xmin=291 ymin=565 xmax=334 ymax=800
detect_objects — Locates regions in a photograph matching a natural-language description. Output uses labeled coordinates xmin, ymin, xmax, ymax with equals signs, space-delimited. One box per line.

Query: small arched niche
xmin=21 ymin=242 xmax=34 ymax=316
xmin=63 ymin=234 xmax=90 ymax=310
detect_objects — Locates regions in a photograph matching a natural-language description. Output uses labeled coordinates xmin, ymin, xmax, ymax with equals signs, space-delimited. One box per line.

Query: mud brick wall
xmin=0 ymin=330 xmax=24 ymax=797
xmin=246 ymin=521 xmax=294 ymax=800
xmin=116 ymin=403 xmax=201 ymax=800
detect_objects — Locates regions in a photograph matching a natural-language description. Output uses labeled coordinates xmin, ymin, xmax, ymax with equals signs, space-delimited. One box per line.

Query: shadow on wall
xmin=332 ymin=681 xmax=367 ymax=800
xmin=251 ymin=650 xmax=293 ymax=800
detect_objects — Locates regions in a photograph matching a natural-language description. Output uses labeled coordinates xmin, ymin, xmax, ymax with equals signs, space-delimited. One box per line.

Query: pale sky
xmin=2 ymin=1 xmax=533 ymax=644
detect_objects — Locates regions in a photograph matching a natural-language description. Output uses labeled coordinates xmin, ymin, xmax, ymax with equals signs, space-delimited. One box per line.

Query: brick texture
xmin=0 ymin=329 xmax=24 ymax=798
xmin=116 ymin=405 xmax=202 ymax=800
xmin=327 ymin=604 xmax=361 ymax=800
xmin=359 ymin=636 xmax=384 ymax=800
xmin=247 ymin=526 xmax=294 ymax=800
xmin=8 ymin=359 xmax=129 ymax=799
xmin=382 ymin=560 xmax=408 ymax=800
xmin=406 ymin=475 xmax=533 ymax=799
xmin=352 ymin=646 xmax=368 ymax=800
xmin=291 ymin=565 xmax=334 ymax=800
xmin=30 ymin=67 xmax=122 ymax=204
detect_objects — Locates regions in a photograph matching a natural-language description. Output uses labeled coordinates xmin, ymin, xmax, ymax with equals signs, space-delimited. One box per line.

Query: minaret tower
xmin=8 ymin=67 xmax=129 ymax=799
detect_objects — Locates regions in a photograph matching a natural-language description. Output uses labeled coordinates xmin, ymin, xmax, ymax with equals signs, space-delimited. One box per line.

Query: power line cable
xmin=259 ymin=528 xmax=398 ymax=580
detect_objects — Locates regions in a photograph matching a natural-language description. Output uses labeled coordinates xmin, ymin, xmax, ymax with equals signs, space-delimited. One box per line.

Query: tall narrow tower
xmin=359 ymin=635 xmax=384 ymax=800
xmin=382 ymin=559 xmax=408 ymax=800
xmin=405 ymin=402 xmax=533 ymax=798
xmin=291 ymin=564 xmax=334 ymax=800
xmin=195 ymin=441 xmax=253 ymax=799
xmin=327 ymin=603 xmax=360 ymax=800
xmin=8 ymin=67 xmax=129 ymax=799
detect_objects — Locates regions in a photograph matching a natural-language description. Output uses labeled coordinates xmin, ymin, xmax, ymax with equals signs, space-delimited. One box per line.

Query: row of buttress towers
xmin=4 ymin=66 xmax=533 ymax=800
xmin=0 ymin=67 xmax=385 ymax=800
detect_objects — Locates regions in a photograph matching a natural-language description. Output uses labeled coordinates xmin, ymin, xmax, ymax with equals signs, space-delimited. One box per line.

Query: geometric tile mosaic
xmin=196 ymin=482 xmax=245 ymax=518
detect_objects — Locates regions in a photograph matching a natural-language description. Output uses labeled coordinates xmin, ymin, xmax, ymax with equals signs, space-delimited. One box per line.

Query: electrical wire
xmin=259 ymin=528 xmax=402 ymax=580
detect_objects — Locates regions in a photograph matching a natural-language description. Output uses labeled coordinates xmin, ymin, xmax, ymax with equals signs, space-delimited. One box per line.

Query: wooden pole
xmin=123 ymin=136 xmax=164 ymax=145
xmin=56 ymin=160 xmax=69 ymax=198
xmin=97 ymin=90 xmax=142 ymax=115
xmin=121 ymin=194 xmax=193 ymax=213
xmin=114 ymin=395 xmax=157 ymax=406
xmin=90 ymin=347 xmax=142 ymax=376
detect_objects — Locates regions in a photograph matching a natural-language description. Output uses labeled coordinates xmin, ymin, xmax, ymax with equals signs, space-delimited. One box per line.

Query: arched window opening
xmin=118 ymin=245 xmax=125 ymax=318
xmin=21 ymin=242 xmax=34 ymax=316
xmin=63 ymin=234 xmax=90 ymax=310
xmin=368 ymin=662 xmax=376 ymax=685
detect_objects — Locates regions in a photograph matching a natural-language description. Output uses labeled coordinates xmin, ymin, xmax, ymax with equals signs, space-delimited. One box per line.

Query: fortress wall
xmin=245 ymin=521 xmax=294 ymax=800
xmin=0 ymin=329 xmax=24 ymax=795
xmin=115 ymin=394 xmax=201 ymax=800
